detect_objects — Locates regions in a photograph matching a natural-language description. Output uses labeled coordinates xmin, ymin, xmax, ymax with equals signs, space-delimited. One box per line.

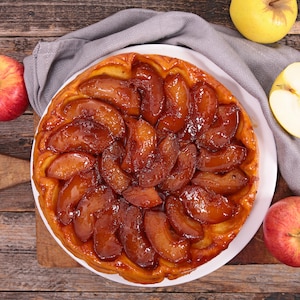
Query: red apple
xmin=0 ymin=55 xmax=29 ymax=121
xmin=263 ymin=196 xmax=300 ymax=267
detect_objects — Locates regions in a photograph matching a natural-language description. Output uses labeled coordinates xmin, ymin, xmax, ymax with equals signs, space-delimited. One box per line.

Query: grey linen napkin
xmin=23 ymin=8 xmax=300 ymax=195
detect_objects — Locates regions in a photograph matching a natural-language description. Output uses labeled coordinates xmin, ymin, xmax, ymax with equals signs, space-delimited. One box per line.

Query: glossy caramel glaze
xmin=33 ymin=52 xmax=259 ymax=284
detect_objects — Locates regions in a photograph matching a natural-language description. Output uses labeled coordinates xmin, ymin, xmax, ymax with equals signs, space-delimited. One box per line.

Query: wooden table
xmin=1 ymin=1 xmax=299 ymax=299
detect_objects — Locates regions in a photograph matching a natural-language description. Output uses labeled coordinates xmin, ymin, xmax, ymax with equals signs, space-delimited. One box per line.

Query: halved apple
xmin=269 ymin=62 xmax=300 ymax=138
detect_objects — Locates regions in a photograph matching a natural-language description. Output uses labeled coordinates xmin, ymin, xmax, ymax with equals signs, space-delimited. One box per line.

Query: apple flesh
xmin=269 ymin=62 xmax=300 ymax=138
xmin=263 ymin=196 xmax=300 ymax=267
xmin=0 ymin=55 xmax=29 ymax=121
xmin=229 ymin=0 xmax=298 ymax=44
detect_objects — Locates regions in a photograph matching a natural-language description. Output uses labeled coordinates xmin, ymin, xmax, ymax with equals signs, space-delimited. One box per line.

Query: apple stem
xmin=288 ymin=231 xmax=300 ymax=238
xmin=269 ymin=0 xmax=280 ymax=6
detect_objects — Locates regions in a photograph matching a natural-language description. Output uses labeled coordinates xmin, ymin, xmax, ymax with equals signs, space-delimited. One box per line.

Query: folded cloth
xmin=23 ymin=8 xmax=300 ymax=195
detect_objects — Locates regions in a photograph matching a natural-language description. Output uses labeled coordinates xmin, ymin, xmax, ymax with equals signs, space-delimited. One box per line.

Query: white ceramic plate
xmin=32 ymin=44 xmax=277 ymax=287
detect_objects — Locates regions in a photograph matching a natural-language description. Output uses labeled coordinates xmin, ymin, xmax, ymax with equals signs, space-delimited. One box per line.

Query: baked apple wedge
xmin=46 ymin=152 xmax=96 ymax=180
xmin=197 ymin=104 xmax=240 ymax=150
xmin=93 ymin=204 xmax=123 ymax=261
xmin=192 ymin=169 xmax=249 ymax=195
xmin=119 ymin=205 xmax=157 ymax=268
xmin=144 ymin=210 xmax=190 ymax=263
xmin=197 ymin=144 xmax=247 ymax=173
xmin=138 ymin=133 xmax=179 ymax=187
xmin=73 ymin=186 xmax=116 ymax=242
xmin=100 ymin=142 xmax=132 ymax=194
xmin=166 ymin=196 xmax=204 ymax=240
xmin=122 ymin=186 xmax=162 ymax=208
xmin=121 ymin=117 xmax=157 ymax=173
xmin=186 ymin=81 xmax=218 ymax=139
xmin=47 ymin=118 xmax=114 ymax=154
xmin=157 ymin=73 xmax=190 ymax=133
xmin=78 ymin=76 xmax=140 ymax=116
xmin=131 ymin=61 xmax=165 ymax=125
xmin=160 ymin=143 xmax=197 ymax=192
xmin=62 ymin=98 xmax=126 ymax=138
xmin=56 ymin=169 xmax=98 ymax=225
xmin=180 ymin=186 xmax=238 ymax=224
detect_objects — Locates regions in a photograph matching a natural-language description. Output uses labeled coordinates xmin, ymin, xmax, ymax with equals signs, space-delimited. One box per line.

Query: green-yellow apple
xmin=229 ymin=0 xmax=298 ymax=44
xmin=263 ymin=196 xmax=300 ymax=267
xmin=269 ymin=62 xmax=300 ymax=138
xmin=0 ymin=55 xmax=29 ymax=121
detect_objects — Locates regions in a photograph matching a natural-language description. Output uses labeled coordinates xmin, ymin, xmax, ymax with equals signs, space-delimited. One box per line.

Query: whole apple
xmin=0 ymin=55 xmax=29 ymax=121
xmin=263 ymin=196 xmax=300 ymax=267
xmin=229 ymin=0 xmax=298 ymax=44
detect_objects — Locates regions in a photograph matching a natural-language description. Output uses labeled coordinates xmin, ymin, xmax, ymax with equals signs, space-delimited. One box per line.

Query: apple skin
xmin=263 ymin=196 xmax=300 ymax=267
xmin=0 ymin=55 xmax=29 ymax=121
xmin=229 ymin=0 xmax=298 ymax=44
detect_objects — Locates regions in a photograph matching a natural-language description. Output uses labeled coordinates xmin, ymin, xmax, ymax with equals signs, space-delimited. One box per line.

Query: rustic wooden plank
xmin=0 ymin=0 xmax=232 ymax=38
xmin=1 ymin=211 xmax=300 ymax=293
xmin=1 ymin=32 xmax=299 ymax=65
xmin=0 ymin=212 xmax=36 ymax=252
xmin=1 ymin=0 xmax=299 ymax=297
xmin=0 ymin=1 xmax=298 ymax=39
xmin=0 ymin=37 xmax=53 ymax=61
xmin=280 ymin=34 xmax=300 ymax=51
xmin=1 ymin=292 xmax=298 ymax=300
xmin=0 ymin=112 xmax=34 ymax=160
xmin=289 ymin=21 xmax=300 ymax=34
xmin=2 ymin=251 xmax=300 ymax=293
xmin=0 ymin=182 xmax=34 ymax=212
xmin=0 ymin=154 xmax=30 ymax=190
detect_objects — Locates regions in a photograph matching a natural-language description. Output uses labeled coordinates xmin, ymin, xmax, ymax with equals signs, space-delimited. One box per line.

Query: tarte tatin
xmin=32 ymin=52 xmax=259 ymax=284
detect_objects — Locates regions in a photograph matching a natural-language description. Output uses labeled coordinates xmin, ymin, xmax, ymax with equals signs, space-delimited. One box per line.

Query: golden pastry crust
xmin=33 ymin=52 xmax=259 ymax=284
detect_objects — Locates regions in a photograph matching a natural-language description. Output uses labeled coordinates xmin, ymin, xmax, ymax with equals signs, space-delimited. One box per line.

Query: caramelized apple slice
xmin=183 ymin=81 xmax=218 ymax=139
xmin=165 ymin=196 xmax=204 ymax=240
xmin=160 ymin=143 xmax=197 ymax=192
xmin=197 ymin=144 xmax=247 ymax=173
xmin=62 ymin=98 xmax=125 ymax=138
xmin=122 ymin=186 xmax=162 ymax=208
xmin=100 ymin=142 xmax=131 ymax=194
xmin=46 ymin=152 xmax=96 ymax=180
xmin=192 ymin=169 xmax=249 ymax=195
xmin=73 ymin=186 xmax=116 ymax=242
xmin=56 ymin=169 xmax=97 ymax=225
xmin=157 ymin=73 xmax=190 ymax=133
xmin=197 ymin=104 xmax=240 ymax=150
xmin=180 ymin=186 xmax=238 ymax=224
xmin=47 ymin=119 xmax=114 ymax=154
xmin=93 ymin=205 xmax=123 ymax=261
xmin=131 ymin=62 xmax=165 ymax=125
xmin=144 ymin=210 xmax=190 ymax=263
xmin=138 ymin=133 xmax=179 ymax=188
xmin=78 ymin=76 xmax=140 ymax=115
xmin=121 ymin=117 xmax=157 ymax=173
xmin=119 ymin=205 xmax=157 ymax=268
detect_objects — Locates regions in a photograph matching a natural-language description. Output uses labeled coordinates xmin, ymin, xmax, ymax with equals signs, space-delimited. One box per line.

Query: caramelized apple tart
xmin=32 ymin=52 xmax=259 ymax=284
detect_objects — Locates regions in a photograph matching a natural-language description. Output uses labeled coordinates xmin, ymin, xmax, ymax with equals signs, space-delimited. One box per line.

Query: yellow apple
xmin=269 ymin=62 xmax=300 ymax=138
xmin=229 ymin=0 xmax=298 ymax=44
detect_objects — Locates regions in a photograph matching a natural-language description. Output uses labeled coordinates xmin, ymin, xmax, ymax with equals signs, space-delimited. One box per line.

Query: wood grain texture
xmin=1 ymin=0 xmax=300 ymax=298
xmin=1 ymin=212 xmax=300 ymax=294
xmin=0 ymin=154 xmax=30 ymax=190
